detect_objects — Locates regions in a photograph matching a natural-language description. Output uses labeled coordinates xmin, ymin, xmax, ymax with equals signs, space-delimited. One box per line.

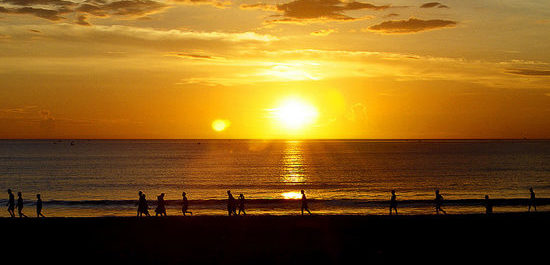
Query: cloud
xmin=171 ymin=0 xmax=231 ymax=8
xmin=75 ymin=14 xmax=91 ymax=26
xmin=0 ymin=0 xmax=169 ymax=24
xmin=240 ymin=3 xmax=278 ymax=11
xmin=242 ymin=0 xmax=390 ymax=23
xmin=420 ymin=2 xmax=448 ymax=9
xmin=0 ymin=6 xmax=68 ymax=21
xmin=76 ymin=0 xmax=168 ymax=17
xmin=506 ymin=69 xmax=550 ymax=76
xmin=5 ymin=23 xmax=278 ymax=44
xmin=171 ymin=52 xmax=225 ymax=60
xmin=310 ymin=28 xmax=336 ymax=36
xmin=2 ymin=0 xmax=76 ymax=6
xmin=368 ymin=18 xmax=457 ymax=34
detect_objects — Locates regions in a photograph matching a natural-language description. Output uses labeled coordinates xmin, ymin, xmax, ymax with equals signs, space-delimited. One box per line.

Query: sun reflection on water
xmin=281 ymin=141 xmax=306 ymax=184
xmin=281 ymin=191 xmax=302 ymax=199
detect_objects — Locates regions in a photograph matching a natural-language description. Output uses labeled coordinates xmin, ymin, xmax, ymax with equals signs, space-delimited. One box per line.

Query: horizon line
xmin=1 ymin=138 xmax=549 ymax=141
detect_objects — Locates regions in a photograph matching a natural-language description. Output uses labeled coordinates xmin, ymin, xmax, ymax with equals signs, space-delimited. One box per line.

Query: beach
xmin=2 ymin=212 xmax=548 ymax=264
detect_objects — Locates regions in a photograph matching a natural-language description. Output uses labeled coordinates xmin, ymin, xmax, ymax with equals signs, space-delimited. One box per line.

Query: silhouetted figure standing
xmin=155 ymin=193 xmax=167 ymax=216
xmin=36 ymin=194 xmax=45 ymax=218
xmin=301 ymin=190 xmax=311 ymax=216
xmin=227 ymin=190 xmax=237 ymax=216
xmin=182 ymin=192 xmax=192 ymax=216
xmin=16 ymin=192 xmax=27 ymax=218
xmin=434 ymin=190 xmax=446 ymax=215
xmin=389 ymin=190 xmax=398 ymax=215
xmin=7 ymin=189 xmax=15 ymax=218
xmin=484 ymin=195 xmax=493 ymax=215
xmin=528 ymin=187 xmax=536 ymax=212
xmin=238 ymin=194 xmax=246 ymax=216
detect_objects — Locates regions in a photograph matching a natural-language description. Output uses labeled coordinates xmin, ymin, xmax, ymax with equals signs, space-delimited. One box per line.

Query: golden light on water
xmin=281 ymin=141 xmax=306 ymax=184
xmin=281 ymin=192 xmax=302 ymax=199
xmin=270 ymin=98 xmax=318 ymax=131
xmin=211 ymin=119 xmax=230 ymax=132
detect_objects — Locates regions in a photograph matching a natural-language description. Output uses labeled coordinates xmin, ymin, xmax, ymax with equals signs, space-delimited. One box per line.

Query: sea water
xmin=1 ymin=139 xmax=548 ymax=217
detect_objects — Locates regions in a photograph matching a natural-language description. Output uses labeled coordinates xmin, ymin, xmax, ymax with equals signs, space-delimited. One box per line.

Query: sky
xmin=0 ymin=0 xmax=549 ymax=139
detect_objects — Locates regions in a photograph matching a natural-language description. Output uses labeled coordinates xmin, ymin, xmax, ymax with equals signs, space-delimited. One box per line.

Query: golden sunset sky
xmin=1 ymin=0 xmax=549 ymax=139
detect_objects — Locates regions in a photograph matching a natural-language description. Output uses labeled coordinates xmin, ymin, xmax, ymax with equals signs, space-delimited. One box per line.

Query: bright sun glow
xmin=271 ymin=98 xmax=319 ymax=130
xmin=211 ymin=119 xmax=230 ymax=132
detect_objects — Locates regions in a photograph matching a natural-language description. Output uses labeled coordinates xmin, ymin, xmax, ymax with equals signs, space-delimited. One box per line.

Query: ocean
xmin=1 ymin=139 xmax=548 ymax=217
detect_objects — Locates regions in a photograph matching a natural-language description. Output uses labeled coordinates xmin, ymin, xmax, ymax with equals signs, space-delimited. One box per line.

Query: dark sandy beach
xmin=1 ymin=213 xmax=548 ymax=264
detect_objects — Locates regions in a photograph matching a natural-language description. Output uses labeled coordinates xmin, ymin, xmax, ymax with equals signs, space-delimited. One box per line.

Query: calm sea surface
xmin=1 ymin=140 xmax=549 ymax=217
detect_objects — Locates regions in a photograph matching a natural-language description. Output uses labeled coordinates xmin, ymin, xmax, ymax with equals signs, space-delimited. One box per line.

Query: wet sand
xmin=1 ymin=213 xmax=548 ymax=264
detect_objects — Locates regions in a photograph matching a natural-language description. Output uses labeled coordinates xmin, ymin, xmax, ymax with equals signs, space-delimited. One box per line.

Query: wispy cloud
xmin=368 ymin=18 xmax=456 ymax=34
xmin=310 ymin=28 xmax=336 ymax=36
xmin=171 ymin=0 xmax=231 ymax=8
xmin=506 ymin=68 xmax=550 ymax=76
xmin=420 ymin=2 xmax=448 ymax=9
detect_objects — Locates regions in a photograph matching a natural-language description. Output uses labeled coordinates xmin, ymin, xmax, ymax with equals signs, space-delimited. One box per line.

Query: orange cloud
xmin=420 ymin=2 xmax=448 ymax=9
xmin=506 ymin=69 xmax=550 ymax=76
xmin=368 ymin=18 xmax=456 ymax=33
xmin=242 ymin=0 xmax=389 ymax=23
xmin=0 ymin=0 xmax=169 ymax=24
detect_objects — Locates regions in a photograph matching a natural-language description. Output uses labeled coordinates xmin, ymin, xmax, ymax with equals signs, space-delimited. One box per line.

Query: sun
xmin=270 ymin=98 xmax=319 ymax=130
xmin=211 ymin=119 xmax=230 ymax=132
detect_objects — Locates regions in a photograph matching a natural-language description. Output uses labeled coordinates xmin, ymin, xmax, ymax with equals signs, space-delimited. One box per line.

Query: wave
xmin=1 ymin=198 xmax=548 ymax=207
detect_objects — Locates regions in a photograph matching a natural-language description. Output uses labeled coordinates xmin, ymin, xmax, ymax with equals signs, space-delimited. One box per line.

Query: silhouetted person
xmin=238 ymin=194 xmax=246 ymax=216
xmin=227 ymin=190 xmax=237 ymax=216
xmin=137 ymin=191 xmax=150 ymax=217
xmin=36 ymin=194 xmax=45 ymax=218
xmin=434 ymin=190 xmax=446 ymax=215
xmin=528 ymin=187 xmax=536 ymax=212
xmin=16 ymin=192 xmax=27 ymax=218
xmin=182 ymin=192 xmax=192 ymax=216
xmin=389 ymin=190 xmax=398 ymax=215
xmin=484 ymin=195 xmax=493 ymax=215
xmin=301 ymin=190 xmax=311 ymax=215
xmin=7 ymin=189 xmax=15 ymax=218
xmin=137 ymin=191 xmax=144 ymax=217
xmin=155 ymin=193 xmax=167 ymax=216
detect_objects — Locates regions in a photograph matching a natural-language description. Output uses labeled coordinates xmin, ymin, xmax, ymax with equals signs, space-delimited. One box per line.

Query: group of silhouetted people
xmin=388 ymin=187 xmax=538 ymax=215
xmin=137 ymin=191 xmax=193 ymax=217
xmin=5 ymin=187 xmax=540 ymax=218
xmin=5 ymin=189 xmax=45 ymax=218
xmin=226 ymin=190 xmax=246 ymax=216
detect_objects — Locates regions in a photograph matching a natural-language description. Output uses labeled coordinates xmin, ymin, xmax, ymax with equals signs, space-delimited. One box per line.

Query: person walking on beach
xmin=389 ymin=190 xmax=398 ymax=215
xmin=155 ymin=193 xmax=167 ymax=216
xmin=36 ymin=194 xmax=45 ymax=218
xmin=484 ymin=195 xmax=493 ymax=215
xmin=141 ymin=193 xmax=150 ymax=217
xmin=16 ymin=192 xmax=27 ymax=218
xmin=528 ymin=187 xmax=536 ymax=212
xmin=137 ymin=191 xmax=150 ymax=217
xmin=434 ymin=190 xmax=446 ymax=215
xmin=301 ymin=190 xmax=311 ymax=216
xmin=237 ymin=194 xmax=246 ymax=216
xmin=227 ymin=190 xmax=237 ymax=216
xmin=7 ymin=189 xmax=15 ymax=218
xmin=181 ymin=192 xmax=192 ymax=216
xmin=137 ymin=191 xmax=144 ymax=217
